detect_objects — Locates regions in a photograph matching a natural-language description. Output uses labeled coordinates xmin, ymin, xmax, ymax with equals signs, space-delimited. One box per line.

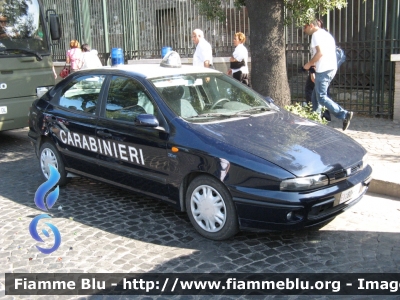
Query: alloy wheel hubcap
xmin=190 ymin=184 xmax=226 ymax=233
xmin=40 ymin=148 xmax=58 ymax=179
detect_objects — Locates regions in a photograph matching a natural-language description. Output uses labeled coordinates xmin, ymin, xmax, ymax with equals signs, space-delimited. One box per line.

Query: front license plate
xmin=339 ymin=183 xmax=362 ymax=204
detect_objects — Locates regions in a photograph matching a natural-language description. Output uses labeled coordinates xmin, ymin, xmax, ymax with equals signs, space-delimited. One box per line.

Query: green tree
xmin=193 ymin=0 xmax=347 ymax=106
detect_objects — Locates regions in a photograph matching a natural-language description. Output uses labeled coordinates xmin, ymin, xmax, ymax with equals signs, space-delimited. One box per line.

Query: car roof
xmin=87 ymin=64 xmax=221 ymax=79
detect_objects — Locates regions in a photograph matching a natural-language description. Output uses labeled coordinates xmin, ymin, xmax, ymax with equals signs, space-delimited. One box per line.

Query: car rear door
xmin=46 ymin=74 xmax=107 ymax=176
xmin=95 ymin=75 xmax=170 ymax=199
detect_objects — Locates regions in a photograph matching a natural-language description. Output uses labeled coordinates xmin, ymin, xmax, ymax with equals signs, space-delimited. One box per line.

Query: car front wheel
xmin=39 ymin=142 xmax=68 ymax=186
xmin=186 ymin=175 xmax=238 ymax=240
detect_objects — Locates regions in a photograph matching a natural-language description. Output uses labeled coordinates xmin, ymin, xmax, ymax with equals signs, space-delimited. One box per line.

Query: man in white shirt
xmin=227 ymin=32 xmax=250 ymax=87
xmin=192 ymin=29 xmax=213 ymax=68
xmin=80 ymin=44 xmax=102 ymax=70
xmin=303 ymin=19 xmax=353 ymax=131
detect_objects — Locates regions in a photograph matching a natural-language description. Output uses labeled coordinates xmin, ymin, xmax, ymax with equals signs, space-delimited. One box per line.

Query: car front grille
xmin=350 ymin=162 xmax=363 ymax=175
xmin=330 ymin=161 xmax=364 ymax=182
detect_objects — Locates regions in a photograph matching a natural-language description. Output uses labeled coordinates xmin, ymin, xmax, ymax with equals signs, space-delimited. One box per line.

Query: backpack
xmin=336 ymin=46 xmax=346 ymax=68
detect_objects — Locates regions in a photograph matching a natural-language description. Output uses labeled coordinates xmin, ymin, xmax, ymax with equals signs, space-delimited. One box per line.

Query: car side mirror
xmin=264 ymin=96 xmax=274 ymax=103
xmin=263 ymin=96 xmax=280 ymax=110
xmin=135 ymin=114 xmax=159 ymax=127
xmin=46 ymin=10 xmax=62 ymax=41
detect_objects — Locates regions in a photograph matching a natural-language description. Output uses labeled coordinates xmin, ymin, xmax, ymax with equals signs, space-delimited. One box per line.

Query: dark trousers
xmin=233 ymin=71 xmax=251 ymax=87
xmin=305 ymin=73 xmax=314 ymax=103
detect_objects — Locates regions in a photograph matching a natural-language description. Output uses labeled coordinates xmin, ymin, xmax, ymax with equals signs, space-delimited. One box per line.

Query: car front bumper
xmin=232 ymin=165 xmax=373 ymax=231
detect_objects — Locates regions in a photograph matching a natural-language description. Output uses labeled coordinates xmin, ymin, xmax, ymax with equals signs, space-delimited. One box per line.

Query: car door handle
xmin=97 ymin=130 xmax=112 ymax=138
xmin=45 ymin=114 xmax=68 ymax=125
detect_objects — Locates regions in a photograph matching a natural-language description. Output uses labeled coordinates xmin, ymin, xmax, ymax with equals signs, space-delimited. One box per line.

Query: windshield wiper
xmin=188 ymin=113 xmax=233 ymax=119
xmin=187 ymin=106 xmax=273 ymax=119
xmin=232 ymin=106 xmax=272 ymax=116
xmin=0 ymin=47 xmax=43 ymax=61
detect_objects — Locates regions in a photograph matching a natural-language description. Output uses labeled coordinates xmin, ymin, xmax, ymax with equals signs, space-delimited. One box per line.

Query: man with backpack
xmin=303 ymin=19 xmax=353 ymax=131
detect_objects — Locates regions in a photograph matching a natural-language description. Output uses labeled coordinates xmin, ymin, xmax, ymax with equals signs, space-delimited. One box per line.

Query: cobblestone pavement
xmin=1 ymin=128 xmax=400 ymax=300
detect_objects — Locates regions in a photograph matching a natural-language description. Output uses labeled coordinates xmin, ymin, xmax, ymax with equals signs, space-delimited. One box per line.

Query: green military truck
xmin=0 ymin=0 xmax=60 ymax=131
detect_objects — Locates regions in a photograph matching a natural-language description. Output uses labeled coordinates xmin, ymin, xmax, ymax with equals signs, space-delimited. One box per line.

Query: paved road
xmin=1 ymin=128 xmax=400 ymax=299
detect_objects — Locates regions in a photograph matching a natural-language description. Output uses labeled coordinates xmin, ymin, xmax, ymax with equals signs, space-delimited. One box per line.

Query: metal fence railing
xmin=42 ymin=0 xmax=400 ymax=118
xmin=42 ymin=0 xmax=249 ymax=62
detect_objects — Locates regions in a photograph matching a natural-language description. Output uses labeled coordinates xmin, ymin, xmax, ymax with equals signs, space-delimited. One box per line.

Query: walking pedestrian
xmin=304 ymin=19 xmax=331 ymax=121
xmin=305 ymin=19 xmax=322 ymax=104
xmin=52 ymin=65 xmax=57 ymax=80
xmin=191 ymin=29 xmax=213 ymax=68
xmin=303 ymin=19 xmax=353 ymax=131
xmin=80 ymin=44 xmax=102 ymax=69
xmin=227 ymin=32 xmax=250 ymax=87
xmin=66 ymin=39 xmax=82 ymax=73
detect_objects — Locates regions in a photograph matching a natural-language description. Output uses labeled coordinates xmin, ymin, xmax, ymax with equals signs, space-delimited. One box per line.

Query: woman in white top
xmin=227 ymin=32 xmax=251 ymax=87
xmin=80 ymin=44 xmax=102 ymax=69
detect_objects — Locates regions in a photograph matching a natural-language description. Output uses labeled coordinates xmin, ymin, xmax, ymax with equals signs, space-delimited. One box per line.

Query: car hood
xmin=188 ymin=110 xmax=366 ymax=176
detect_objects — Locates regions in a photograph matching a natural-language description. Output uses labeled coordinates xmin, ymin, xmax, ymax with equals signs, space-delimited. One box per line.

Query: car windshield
xmin=150 ymin=73 xmax=278 ymax=122
xmin=0 ymin=0 xmax=49 ymax=53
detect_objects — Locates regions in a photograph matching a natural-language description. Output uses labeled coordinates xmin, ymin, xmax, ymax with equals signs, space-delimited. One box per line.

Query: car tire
xmin=185 ymin=175 xmax=238 ymax=240
xmin=39 ymin=142 xmax=69 ymax=186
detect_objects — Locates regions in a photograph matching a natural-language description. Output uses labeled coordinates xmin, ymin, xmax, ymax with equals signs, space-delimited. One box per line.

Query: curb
xmin=368 ymin=179 xmax=400 ymax=199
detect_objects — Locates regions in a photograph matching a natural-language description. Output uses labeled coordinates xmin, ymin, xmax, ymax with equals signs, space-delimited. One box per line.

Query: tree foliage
xmin=283 ymin=0 xmax=347 ymax=26
xmin=192 ymin=0 xmax=247 ymax=22
xmin=285 ymin=103 xmax=328 ymax=125
xmin=193 ymin=0 xmax=347 ymax=25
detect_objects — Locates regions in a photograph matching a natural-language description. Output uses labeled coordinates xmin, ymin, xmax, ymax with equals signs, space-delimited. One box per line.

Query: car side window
xmin=105 ymin=76 xmax=155 ymax=122
xmin=58 ymin=75 xmax=106 ymax=114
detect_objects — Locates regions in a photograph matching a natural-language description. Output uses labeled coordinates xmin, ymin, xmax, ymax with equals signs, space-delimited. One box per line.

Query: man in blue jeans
xmin=303 ymin=19 xmax=353 ymax=131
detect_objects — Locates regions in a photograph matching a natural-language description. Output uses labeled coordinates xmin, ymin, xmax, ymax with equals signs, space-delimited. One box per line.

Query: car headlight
xmin=280 ymin=174 xmax=329 ymax=191
xmin=36 ymin=86 xmax=53 ymax=98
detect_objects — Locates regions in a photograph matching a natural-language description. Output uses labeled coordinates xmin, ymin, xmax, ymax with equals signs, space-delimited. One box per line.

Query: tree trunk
xmin=246 ymin=0 xmax=291 ymax=106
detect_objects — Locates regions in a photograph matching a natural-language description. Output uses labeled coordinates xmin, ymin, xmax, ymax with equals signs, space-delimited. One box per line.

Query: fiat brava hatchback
xmin=28 ymin=52 xmax=372 ymax=240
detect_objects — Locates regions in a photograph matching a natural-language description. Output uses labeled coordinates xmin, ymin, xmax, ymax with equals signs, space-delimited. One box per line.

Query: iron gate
xmin=42 ymin=0 xmax=247 ymax=61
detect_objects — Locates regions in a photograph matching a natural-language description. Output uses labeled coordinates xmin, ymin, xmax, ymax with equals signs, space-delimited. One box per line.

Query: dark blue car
xmin=28 ymin=52 xmax=372 ymax=240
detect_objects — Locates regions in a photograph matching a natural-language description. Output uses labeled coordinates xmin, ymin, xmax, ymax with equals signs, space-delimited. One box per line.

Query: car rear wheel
xmin=186 ymin=175 xmax=238 ymax=240
xmin=39 ymin=142 xmax=69 ymax=186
